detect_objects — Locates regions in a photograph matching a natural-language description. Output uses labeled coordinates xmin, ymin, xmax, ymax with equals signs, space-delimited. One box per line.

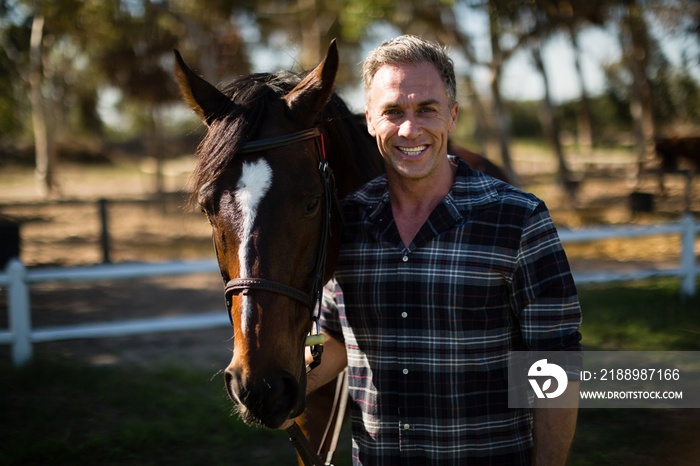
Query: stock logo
xmin=528 ymin=359 xmax=568 ymax=399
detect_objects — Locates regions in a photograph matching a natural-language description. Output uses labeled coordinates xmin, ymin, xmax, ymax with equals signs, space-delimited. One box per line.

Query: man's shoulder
xmin=452 ymin=160 xmax=544 ymax=214
xmin=342 ymin=174 xmax=387 ymax=206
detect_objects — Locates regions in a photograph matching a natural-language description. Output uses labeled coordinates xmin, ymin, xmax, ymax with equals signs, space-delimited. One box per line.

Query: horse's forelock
xmin=189 ymin=72 xmax=302 ymax=207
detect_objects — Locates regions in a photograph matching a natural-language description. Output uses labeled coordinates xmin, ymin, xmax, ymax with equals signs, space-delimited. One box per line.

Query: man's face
xmin=365 ymin=62 xmax=458 ymax=182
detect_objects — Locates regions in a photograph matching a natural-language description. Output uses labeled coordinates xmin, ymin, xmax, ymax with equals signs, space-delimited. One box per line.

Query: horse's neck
xmin=327 ymin=132 xmax=383 ymax=199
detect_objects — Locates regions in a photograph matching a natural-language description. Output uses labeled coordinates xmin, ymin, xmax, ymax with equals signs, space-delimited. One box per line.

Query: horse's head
xmin=175 ymin=42 xmax=340 ymax=429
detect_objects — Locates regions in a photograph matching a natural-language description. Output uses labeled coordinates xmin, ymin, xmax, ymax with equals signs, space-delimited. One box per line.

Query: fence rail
xmin=1 ymin=214 xmax=698 ymax=367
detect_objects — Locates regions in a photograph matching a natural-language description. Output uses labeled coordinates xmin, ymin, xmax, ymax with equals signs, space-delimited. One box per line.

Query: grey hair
xmin=362 ymin=34 xmax=457 ymax=106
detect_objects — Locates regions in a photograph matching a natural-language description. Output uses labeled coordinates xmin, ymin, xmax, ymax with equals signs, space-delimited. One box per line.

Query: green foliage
xmin=507 ymin=99 xmax=543 ymax=138
xmin=557 ymin=91 xmax=633 ymax=142
xmin=507 ymin=93 xmax=636 ymax=141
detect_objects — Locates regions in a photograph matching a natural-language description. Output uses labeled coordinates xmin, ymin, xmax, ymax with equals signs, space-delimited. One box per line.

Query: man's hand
xmin=305 ymin=333 xmax=347 ymax=395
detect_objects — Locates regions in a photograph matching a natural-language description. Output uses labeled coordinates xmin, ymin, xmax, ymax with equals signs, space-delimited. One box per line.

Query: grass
xmin=1 ymin=279 xmax=699 ymax=465
xmin=0 ymin=362 xmax=295 ymax=466
xmin=578 ymin=278 xmax=700 ymax=351
xmin=569 ymin=278 xmax=700 ymax=466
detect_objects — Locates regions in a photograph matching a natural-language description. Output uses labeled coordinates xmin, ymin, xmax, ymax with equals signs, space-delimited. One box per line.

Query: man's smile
xmin=397 ymin=145 xmax=428 ymax=157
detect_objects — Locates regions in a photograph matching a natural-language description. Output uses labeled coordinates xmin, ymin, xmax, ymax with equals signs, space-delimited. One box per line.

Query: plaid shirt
xmin=320 ymin=158 xmax=582 ymax=465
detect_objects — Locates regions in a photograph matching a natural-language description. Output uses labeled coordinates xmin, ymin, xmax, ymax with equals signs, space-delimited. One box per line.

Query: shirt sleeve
xmin=509 ymin=201 xmax=583 ymax=352
xmin=319 ymin=278 xmax=345 ymax=344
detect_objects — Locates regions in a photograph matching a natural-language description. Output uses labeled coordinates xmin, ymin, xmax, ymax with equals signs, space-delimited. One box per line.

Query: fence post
xmin=680 ymin=213 xmax=697 ymax=298
xmin=99 ymin=198 xmax=112 ymax=264
xmin=7 ymin=259 xmax=32 ymax=366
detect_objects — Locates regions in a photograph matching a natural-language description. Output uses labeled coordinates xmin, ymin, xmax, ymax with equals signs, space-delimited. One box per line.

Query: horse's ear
xmin=173 ymin=49 xmax=230 ymax=126
xmin=284 ymin=39 xmax=339 ymax=123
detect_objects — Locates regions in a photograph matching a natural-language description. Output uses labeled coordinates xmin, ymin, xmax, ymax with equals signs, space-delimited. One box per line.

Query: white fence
xmin=1 ymin=214 xmax=698 ymax=367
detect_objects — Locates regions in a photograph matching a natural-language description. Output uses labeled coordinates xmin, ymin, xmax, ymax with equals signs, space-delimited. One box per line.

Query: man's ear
xmin=365 ymin=109 xmax=377 ymax=137
xmin=448 ymin=101 xmax=459 ymax=134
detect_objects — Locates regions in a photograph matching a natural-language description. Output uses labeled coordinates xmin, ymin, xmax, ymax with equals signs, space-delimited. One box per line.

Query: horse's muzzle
xmin=224 ymin=365 xmax=304 ymax=429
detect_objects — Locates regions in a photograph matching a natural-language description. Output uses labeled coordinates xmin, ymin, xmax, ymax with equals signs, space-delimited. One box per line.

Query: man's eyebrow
xmin=378 ymin=99 xmax=441 ymax=111
xmin=417 ymin=99 xmax=440 ymax=107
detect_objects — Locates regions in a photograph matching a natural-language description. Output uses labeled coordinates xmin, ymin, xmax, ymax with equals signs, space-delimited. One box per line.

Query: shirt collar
xmin=447 ymin=156 xmax=500 ymax=213
xmin=359 ymin=156 xmax=501 ymax=224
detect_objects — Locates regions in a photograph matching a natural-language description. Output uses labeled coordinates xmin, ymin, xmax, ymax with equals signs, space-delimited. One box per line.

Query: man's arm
xmin=277 ymin=334 xmax=347 ymax=431
xmin=305 ymin=332 xmax=347 ymax=394
xmin=531 ymin=381 xmax=579 ymax=466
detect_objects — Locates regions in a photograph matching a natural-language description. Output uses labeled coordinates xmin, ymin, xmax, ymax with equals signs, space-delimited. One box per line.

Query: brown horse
xmin=175 ymin=41 xmax=382 ymax=463
xmin=655 ymin=136 xmax=700 ymax=196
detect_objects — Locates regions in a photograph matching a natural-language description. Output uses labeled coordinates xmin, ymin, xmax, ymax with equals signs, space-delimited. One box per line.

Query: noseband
xmin=223 ymin=127 xmax=336 ymax=372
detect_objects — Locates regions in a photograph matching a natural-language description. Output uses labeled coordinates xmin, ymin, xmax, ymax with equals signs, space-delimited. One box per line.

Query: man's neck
xmin=387 ymin=159 xmax=457 ymax=246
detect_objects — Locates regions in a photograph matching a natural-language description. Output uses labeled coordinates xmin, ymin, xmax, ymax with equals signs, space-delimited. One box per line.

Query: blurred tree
xmin=617 ymin=0 xmax=657 ymax=184
xmin=0 ymin=2 xmax=28 ymax=143
xmin=601 ymin=0 xmax=699 ymax=183
xmin=1 ymin=0 xmax=698 ymax=200
xmin=535 ymin=1 xmax=608 ymax=157
xmin=24 ymin=0 xmax=89 ymax=195
xmin=28 ymin=11 xmax=55 ymax=195
xmin=524 ymin=1 xmax=608 ymax=203
xmin=0 ymin=0 xmax=249 ymax=195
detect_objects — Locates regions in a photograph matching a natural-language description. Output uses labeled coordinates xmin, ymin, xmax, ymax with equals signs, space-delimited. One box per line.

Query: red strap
xmin=319 ymin=132 xmax=327 ymax=161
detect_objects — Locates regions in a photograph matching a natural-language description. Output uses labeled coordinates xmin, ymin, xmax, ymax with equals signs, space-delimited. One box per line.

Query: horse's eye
xmin=305 ymin=197 xmax=321 ymax=215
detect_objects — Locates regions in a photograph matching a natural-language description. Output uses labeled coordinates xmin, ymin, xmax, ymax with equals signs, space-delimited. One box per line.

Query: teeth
xmin=399 ymin=146 xmax=426 ymax=156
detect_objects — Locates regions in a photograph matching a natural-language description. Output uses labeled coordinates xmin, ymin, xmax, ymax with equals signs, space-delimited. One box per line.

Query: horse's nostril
xmin=224 ymin=366 xmax=301 ymax=427
xmin=224 ymin=367 xmax=244 ymax=404
xmin=224 ymin=370 xmax=233 ymax=396
xmin=267 ymin=371 xmax=298 ymax=414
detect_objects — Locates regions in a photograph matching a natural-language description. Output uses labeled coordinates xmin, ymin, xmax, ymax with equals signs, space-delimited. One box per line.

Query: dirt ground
xmin=0 ymin=156 xmax=698 ymax=370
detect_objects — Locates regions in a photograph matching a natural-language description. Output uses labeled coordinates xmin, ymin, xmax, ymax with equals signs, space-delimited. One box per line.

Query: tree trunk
xmin=568 ymin=24 xmax=594 ymax=159
xmin=29 ymin=14 xmax=57 ymax=197
xmin=463 ymin=75 xmax=490 ymax=156
xmin=298 ymin=0 xmax=322 ymax=69
xmin=532 ymin=44 xmax=577 ymax=206
xmin=621 ymin=1 xmax=656 ymax=186
xmin=487 ymin=3 xmax=517 ymax=184
xmin=439 ymin=7 xmax=490 ymax=156
xmin=146 ymin=107 xmax=165 ymax=195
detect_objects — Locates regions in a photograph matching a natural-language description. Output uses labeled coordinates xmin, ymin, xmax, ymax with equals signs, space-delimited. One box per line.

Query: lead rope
xmin=288 ymin=422 xmax=328 ymax=466
xmin=318 ymin=368 xmax=348 ymax=464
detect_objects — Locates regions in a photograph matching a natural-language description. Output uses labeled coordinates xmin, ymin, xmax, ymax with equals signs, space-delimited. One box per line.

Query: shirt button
xmin=401 ymin=312 xmax=408 ymax=318
xmin=402 ymin=368 xmax=409 ymax=375
xmin=402 ymin=255 xmax=408 ymax=262
xmin=403 ymin=423 xmax=411 ymax=430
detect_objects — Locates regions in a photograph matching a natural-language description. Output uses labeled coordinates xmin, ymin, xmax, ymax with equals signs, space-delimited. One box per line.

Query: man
xmin=307 ymin=35 xmax=582 ymax=465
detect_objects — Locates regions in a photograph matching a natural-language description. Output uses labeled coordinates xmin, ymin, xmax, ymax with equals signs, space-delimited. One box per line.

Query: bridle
xmin=221 ymin=126 xmax=339 ymax=466
xmin=223 ymin=127 xmax=336 ymax=372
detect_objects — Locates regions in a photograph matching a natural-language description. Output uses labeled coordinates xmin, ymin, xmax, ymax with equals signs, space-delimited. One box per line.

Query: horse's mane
xmin=191 ymin=70 xmax=383 ymax=205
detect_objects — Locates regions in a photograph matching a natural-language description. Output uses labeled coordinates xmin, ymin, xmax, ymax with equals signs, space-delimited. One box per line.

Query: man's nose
xmin=397 ymin=115 xmax=421 ymax=138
